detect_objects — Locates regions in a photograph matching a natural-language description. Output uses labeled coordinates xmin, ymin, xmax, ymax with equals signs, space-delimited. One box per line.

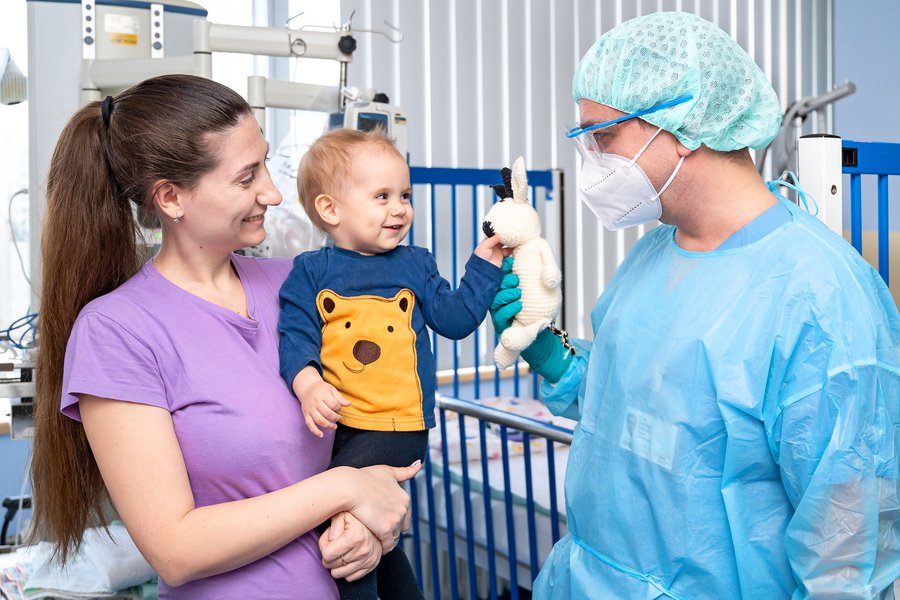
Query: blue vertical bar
xmin=851 ymin=174 xmax=862 ymax=253
xmin=479 ymin=421 xmax=498 ymax=600
xmin=409 ymin=475 xmax=423 ymax=585
xmin=523 ymin=433 xmax=539 ymax=582
xmin=431 ymin=184 xmax=439 ymax=387
xmin=531 ymin=370 xmax=539 ymax=400
xmin=878 ymin=175 xmax=890 ymax=284
xmin=438 ymin=409 xmax=459 ymax=599
xmin=409 ymin=183 xmax=415 ymax=247
xmin=423 ymin=452 xmax=441 ymax=598
xmin=547 ymin=440 xmax=561 ymax=543
xmin=499 ymin=426 xmax=519 ymax=597
xmin=452 ymin=185 xmax=460 ymax=398
xmin=457 ymin=416 xmax=478 ymax=600
xmin=472 ymin=184 xmax=482 ymax=401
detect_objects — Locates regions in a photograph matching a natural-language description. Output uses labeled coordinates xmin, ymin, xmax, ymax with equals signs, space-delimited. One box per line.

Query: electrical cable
xmin=6 ymin=189 xmax=31 ymax=290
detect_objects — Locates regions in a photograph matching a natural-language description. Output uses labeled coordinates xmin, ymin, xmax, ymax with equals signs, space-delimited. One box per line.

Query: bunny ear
xmin=494 ymin=167 xmax=514 ymax=199
xmin=511 ymin=156 xmax=528 ymax=203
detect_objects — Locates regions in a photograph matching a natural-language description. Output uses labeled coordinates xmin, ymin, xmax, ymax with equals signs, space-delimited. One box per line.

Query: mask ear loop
xmin=766 ymin=171 xmax=819 ymax=216
xmin=628 ymin=126 xmax=684 ymax=201
xmin=627 ymin=127 xmax=664 ymax=166
xmin=654 ymin=155 xmax=686 ymax=200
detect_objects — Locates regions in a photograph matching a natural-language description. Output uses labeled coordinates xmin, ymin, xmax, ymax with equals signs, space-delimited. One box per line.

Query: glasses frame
xmin=565 ymin=94 xmax=694 ymax=140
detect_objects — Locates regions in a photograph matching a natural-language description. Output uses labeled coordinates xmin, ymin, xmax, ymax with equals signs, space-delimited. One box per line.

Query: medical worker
xmin=491 ymin=12 xmax=900 ymax=599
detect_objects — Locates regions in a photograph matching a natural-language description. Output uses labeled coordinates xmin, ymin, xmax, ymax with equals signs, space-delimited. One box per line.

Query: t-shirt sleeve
xmin=62 ymin=311 xmax=167 ymax=421
xmin=278 ymin=255 xmax=324 ymax=392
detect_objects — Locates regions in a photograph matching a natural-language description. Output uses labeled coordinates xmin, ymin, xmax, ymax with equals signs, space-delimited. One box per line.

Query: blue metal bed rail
xmin=405 ymin=395 xmax=573 ymax=600
xmin=842 ymin=140 xmax=900 ymax=285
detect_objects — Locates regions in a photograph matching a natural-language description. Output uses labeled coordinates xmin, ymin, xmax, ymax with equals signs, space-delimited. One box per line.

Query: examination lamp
xmin=0 ymin=49 xmax=26 ymax=105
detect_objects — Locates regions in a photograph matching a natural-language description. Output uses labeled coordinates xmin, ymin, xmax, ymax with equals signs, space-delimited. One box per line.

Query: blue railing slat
xmin=878 ymin=175 xmax=890 ymax=285
xmin=479 ymin=420 xmax=499 ymax=600
xmin=523 ymin=433 xmax=540 ymax=581
xmin=499 ymin=426 xmax=519 ymax=596
xmin=438 ymin=409 xmax=459 ymax=599
xmin=547 ymin=440 xmax=561 ymax=544
xmin=457 ymin=416 xmax=479 ymax=600
xmin=841 ymin=141 xmax=900 ymax=176
xmin=423 ymin=453 xmax=441 ymax=598
xmin=410 ymin=166 xmax=554 ymax=189
xmin=850 ymin=174 xmax=863 ymax=253
xmin=410 ymin=476 xmax=424 ymax=584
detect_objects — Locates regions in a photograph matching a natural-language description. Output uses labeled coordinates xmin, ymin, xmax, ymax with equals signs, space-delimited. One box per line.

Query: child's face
xmin=329 ymin=147 xmax=413 ymax=255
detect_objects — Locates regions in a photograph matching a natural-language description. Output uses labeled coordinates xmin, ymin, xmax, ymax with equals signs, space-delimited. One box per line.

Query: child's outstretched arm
xmin=292 ymin=365 xmax=351 ymax=438
xmin=420 ymin=237 xmax=507 ymax=340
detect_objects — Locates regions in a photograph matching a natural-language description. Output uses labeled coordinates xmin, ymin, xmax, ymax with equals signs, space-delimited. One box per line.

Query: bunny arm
xmin=537 ymin=239 xmax=562 ymax=289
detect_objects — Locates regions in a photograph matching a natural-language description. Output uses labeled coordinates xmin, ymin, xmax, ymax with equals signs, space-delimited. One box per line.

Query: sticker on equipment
xmin=105 ymin=14 xmax=140 ymax=45
xmin=619 ymin=407 xmax=678 ymax=470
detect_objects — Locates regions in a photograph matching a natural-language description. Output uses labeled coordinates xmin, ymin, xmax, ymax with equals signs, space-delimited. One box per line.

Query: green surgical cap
xmin=573 ymin=12 xmax=782 ymax=151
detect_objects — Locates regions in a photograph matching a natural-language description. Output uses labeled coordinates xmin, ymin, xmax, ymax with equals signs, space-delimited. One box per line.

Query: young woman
xmin=30 ymin=74 xmax=419 ymax=599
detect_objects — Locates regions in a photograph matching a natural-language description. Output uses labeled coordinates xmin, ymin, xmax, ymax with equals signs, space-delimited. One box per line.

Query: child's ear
xmin=315 ymin=194 xmax=340 ymax=226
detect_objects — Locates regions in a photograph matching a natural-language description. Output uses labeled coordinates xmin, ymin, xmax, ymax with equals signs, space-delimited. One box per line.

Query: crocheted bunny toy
xmin=482 ymin=156 xmax=562 ymax=369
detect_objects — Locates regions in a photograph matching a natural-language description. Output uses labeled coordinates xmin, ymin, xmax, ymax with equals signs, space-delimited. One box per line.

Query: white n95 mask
xmin=578 ymin=127 xmax=684 ymax=231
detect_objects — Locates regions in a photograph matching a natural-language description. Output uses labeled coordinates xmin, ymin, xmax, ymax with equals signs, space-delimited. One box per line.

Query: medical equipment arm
xmin=773 ymin=365 xmax=900 ymax=599
xmin=489 ymin=257 xmax=575 ymax=384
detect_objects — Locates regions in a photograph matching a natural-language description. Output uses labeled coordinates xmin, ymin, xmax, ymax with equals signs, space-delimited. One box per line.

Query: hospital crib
xmin=402 ymin=166 xmax=569 ymax=599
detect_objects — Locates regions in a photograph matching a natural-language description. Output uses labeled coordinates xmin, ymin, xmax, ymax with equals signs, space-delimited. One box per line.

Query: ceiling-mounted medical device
xmin=328 ymin=91 xmax=409 ymax=159
xmin=0 ymin=49 xmax=26 ymax=105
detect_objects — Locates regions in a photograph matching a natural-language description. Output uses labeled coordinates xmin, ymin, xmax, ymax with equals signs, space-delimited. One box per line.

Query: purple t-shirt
xmin=61 ymin=255 xmax=338 ymax=600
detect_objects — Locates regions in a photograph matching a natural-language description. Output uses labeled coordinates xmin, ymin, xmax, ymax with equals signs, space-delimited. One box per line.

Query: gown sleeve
xmin=538 ymin=338 xmax=593 ymax=421
xmin=770 ymin=364 xmax=900 ymax=598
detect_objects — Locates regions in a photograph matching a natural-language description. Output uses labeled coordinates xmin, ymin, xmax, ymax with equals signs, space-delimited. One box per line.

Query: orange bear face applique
xmin=316 ymin=289 xmax=424 ymax=431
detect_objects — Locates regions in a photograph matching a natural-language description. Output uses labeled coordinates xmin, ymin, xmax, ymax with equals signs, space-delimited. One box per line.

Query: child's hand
xmin=300 ymin=380 xmax=351 ymax=437
xmin=474 ymin=234 xmax=508 ymax=267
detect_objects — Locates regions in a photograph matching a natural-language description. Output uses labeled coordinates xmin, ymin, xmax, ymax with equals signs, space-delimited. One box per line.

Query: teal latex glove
xmin=490 ymin=256 xmax=522 ymax=335
xmin=488 ymin=257 xmax=575 ymax=384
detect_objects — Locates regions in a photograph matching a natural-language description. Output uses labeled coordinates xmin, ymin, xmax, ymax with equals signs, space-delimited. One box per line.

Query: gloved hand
xmin=489 ymin=257 xmax=575 ymax=384
xmin=490 ymin=256 xmax=522 ymax=336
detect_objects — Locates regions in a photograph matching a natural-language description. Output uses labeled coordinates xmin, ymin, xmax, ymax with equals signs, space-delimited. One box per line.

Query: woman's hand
xmin=319 ymin=512 xmax=381 ymax=582
xmin=344 ymin=462 xmax=420 ymax=552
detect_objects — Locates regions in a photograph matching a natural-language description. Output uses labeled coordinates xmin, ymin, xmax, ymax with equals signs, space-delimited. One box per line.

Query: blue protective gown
xmin=535 ymin=199 xmax=900 ymax=599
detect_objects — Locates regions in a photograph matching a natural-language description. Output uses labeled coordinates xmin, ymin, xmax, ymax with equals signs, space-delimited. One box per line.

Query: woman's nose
xmin=259 ymin=180 xmax=282 ymax=207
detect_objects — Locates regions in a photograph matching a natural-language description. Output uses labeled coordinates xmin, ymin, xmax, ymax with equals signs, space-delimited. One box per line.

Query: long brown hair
xmin=31 ymin=74 xmax=252 ymax=561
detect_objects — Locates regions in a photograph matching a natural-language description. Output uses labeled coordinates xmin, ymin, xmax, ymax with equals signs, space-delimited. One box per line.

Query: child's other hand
xmin=474 ymin=234 xmax=508 ymax=267
xmin=301 ymin=380 xmax=351 ymax=437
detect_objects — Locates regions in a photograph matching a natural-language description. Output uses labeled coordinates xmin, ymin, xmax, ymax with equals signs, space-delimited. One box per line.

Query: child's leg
xmin=376 ymin=546 xmax=424 ymax=600
xmin=328 ymin=426 xmax=428 ymax=600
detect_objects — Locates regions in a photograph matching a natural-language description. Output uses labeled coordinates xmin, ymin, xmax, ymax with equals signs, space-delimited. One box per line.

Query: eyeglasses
xmin=565 ymin=95 xmax=693 ymax=159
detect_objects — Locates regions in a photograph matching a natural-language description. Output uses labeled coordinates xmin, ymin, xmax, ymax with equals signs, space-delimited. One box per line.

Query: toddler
xmin=278 ymin=127 xmax=505 ymax=599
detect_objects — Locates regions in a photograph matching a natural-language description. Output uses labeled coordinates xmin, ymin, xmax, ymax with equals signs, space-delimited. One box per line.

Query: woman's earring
xmin=173 ymin=214 xmax=182 ymax=224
